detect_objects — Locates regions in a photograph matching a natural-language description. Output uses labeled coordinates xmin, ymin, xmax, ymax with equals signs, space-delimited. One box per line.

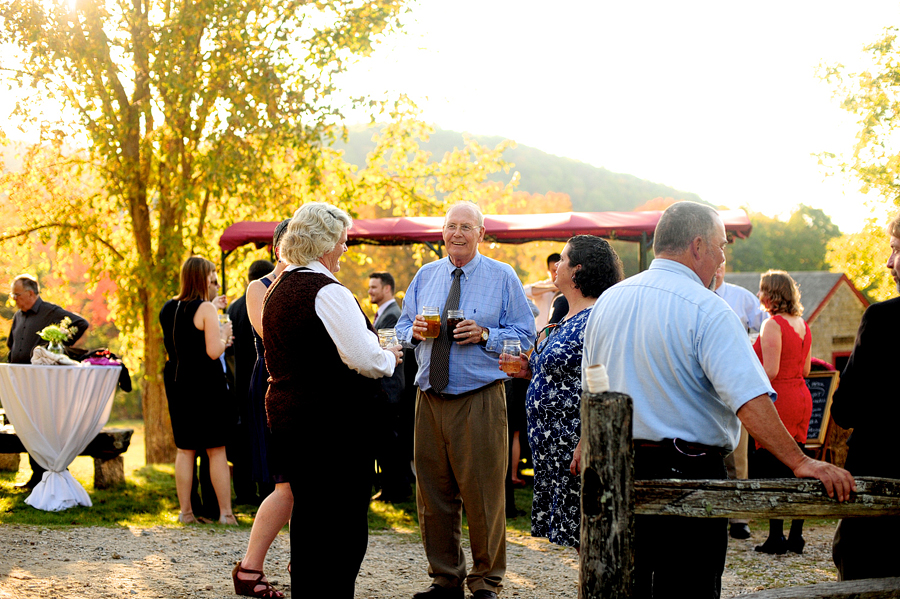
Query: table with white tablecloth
xmin=0 ymin=364 xmax=121 ymax=511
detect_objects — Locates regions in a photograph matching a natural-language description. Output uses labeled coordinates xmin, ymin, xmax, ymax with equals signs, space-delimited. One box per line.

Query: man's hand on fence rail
xmin=738 ymin=395 xmax=856 ymax=502
xmin=793 ymin=456 xmax=856 ymax=502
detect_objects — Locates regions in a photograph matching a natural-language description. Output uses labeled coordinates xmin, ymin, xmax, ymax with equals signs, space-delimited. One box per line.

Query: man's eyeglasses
xmin=533 ymin=323 xmax=559 ymax=354
xmin=444 ymin=224 xmax=478 ymax=234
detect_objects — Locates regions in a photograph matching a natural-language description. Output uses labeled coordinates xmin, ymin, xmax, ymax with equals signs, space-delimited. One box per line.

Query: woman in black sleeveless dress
xmin=160 ymin=256 xmax=236 ymax=525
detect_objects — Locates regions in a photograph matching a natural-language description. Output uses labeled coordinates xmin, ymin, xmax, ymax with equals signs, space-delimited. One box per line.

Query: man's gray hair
xmin=280 ymin=202 xmax=352 ymax=266
xmin=13 ymin=274 xmax=39 ymax=295
xmin=889 ymin=211 xmax=900 ymax=239
xmin=653 ymin=201 xmax=720 ymax=256
xmin=445 ymin=201 xmax=484 ymax=227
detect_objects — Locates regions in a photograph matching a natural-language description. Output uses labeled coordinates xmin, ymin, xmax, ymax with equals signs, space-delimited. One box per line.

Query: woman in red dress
xmin=752 ymin=270 xmax=812 ymax=555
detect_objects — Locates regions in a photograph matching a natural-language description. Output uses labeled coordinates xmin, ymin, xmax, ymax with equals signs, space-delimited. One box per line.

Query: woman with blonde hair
xmin=159 ymin=256 xmax=237 ymax=526
xmin=262 ymin=202 xmax=402 ymax=598
xmin=751 ymin=270 xmax=812 ymax=554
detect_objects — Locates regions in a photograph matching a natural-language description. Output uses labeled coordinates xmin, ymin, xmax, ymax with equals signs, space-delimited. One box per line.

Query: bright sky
xmin=2 ymin=1 xmax=896 ymax=234
xmin=340 ymin=0 xmax=900 ymax=234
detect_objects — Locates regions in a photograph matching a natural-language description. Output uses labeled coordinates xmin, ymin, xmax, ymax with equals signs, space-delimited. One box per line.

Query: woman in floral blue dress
xmin=508 ymin=235 xmax=622 ymax=548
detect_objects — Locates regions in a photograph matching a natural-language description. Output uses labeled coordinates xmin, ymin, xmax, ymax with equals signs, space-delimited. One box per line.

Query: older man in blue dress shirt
xmin=396 ymin=201 xmax=535 ymax=599
xmin=582 ymin=201 xmax=855 ymax=598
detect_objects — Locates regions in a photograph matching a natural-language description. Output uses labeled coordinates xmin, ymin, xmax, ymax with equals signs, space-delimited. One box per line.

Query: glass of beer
xmin=500 ymin=340 xmax=522 ymax=374
xmin=447 ymin=309 xmax=464 ymax=339
xmin=378 ymin=328 xmax=398 ymax=348
xmin=422 ymin=306 xmax=441 ymax=339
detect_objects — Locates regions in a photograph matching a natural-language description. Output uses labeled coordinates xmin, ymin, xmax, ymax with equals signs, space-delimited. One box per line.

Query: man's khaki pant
xmin=415 ymin=383 xmax=508 ymax=594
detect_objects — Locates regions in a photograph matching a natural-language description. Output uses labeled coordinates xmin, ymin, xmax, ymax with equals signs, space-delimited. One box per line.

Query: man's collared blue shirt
xmin=582 ymin=259 xmax=775 ymax=451
xmin=396 ymin=252 xmax=535 ymax=395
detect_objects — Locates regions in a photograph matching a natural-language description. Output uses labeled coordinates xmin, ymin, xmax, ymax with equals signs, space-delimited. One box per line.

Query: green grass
xmin=0 ymin=420 xmax=260 ymax=528
xmin=0 ymin=419 xmax=536 ymax=534
xmin=367 ymin=485 xmax=534 ymax=538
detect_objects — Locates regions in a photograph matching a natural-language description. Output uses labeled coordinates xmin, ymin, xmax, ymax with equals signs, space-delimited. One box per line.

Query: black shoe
xmin=412 ymin=584 xmax=464 ymax=599
xmin=14 ymin=478 xmax=39 ymax=490
xmin=754 ymin=535 xmax=787 ymax=555
xmin=729 ymin=523 xmax=751 ymax=539
xmin=472 ymin=591 xmax=498 ymax=599
xmin=786 ymin=535 xmax=805 ymax=554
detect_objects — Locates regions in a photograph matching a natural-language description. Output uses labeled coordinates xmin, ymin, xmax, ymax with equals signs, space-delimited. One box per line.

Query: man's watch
xmin=479 ymin=327 xmax=489 ymax=346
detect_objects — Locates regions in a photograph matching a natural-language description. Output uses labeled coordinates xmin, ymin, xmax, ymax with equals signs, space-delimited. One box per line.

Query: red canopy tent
xmin=218 ymin=209 xmax=752 ymax=292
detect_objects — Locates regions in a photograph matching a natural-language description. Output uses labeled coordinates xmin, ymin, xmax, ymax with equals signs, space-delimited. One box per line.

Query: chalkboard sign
xmin=805 ymin=371 xmax=839 ymax=446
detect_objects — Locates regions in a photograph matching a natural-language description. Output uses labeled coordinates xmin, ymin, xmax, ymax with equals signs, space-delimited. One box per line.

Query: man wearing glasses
xmin=397 ymin=202 xmax=534 ymax=599
xmin=6 ymin=274 xmax=89 ymax=488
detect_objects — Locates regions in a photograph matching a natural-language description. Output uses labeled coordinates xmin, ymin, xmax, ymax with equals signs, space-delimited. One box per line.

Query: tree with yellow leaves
xmin=0 ymin=0 xmax=515 ymax=462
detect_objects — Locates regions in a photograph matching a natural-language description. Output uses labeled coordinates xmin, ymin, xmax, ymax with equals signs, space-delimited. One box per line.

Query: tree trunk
xmin=141 ymin=292 xmax=176 ymax=464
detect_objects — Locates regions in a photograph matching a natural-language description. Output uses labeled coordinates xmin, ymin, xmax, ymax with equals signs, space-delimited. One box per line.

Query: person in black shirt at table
xmin=6 ymin=274 xmax=89 ymax=489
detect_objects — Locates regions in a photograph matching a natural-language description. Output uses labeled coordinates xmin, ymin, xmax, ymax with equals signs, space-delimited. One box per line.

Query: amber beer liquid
xmin=423 ymin=314 xmax=441 ymax=338
xmin=500 ymin=339 xmax=522 ymax=374
xmin=500 ymin=355 xmax=521 ymax=374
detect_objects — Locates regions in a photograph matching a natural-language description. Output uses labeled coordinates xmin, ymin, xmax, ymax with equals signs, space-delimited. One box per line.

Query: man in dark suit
xmin=368 ymin=271 xmax=409 ymax=502
xmin=7 ymin=274 xmax=89 ymax=489
xmin=831 ymin=211 xmax=900 ymax=580
xmin=371 ymin=271 xmax=401 ymax=330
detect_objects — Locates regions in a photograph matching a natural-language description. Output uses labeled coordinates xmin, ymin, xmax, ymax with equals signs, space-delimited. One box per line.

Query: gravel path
xmin=0 ymin=520 xmax=839 ymax=598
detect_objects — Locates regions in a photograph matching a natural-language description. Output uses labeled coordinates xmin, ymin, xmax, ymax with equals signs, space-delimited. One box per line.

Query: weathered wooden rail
xmin=636 ymin=477 xmax=900 ymax=519
xmin=580 ymin=390 xmax=900 ymax=599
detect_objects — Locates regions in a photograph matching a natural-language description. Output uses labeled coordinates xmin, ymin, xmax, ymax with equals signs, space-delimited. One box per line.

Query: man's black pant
xmin=633 ymin=440 xmax=728 ymax=599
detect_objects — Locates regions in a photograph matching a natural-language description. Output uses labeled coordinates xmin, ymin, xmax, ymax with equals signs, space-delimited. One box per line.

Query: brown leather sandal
xmin=232 ymin=562 xmax=284 ymax=598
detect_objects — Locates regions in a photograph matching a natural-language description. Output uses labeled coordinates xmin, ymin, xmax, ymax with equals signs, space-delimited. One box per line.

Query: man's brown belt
xmin=424 ymin=380 xmax=503 ymax=401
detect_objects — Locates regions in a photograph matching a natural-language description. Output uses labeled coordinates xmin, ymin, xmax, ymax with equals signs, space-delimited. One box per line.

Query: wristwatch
xmin=479 ymin=327 xmax=489 ymax=345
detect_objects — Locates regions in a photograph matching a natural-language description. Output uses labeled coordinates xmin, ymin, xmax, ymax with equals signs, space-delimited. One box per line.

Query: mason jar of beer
xmin=422 ymin=306 xmax=441 ymax=339
xmin=500 ymin=339 xmax=522 ymax=374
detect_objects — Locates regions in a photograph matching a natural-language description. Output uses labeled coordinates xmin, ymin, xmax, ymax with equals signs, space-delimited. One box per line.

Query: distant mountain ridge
xmin=335 ymin=126 xmax=705 ymax=212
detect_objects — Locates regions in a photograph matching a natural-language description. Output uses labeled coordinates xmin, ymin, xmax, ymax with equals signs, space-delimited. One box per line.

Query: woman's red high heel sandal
xmin=232 ymin=562 xmax=284 ymax=598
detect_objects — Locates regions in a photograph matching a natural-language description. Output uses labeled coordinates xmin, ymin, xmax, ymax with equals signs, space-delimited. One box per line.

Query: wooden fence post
xmin=580 ymin=390 xmax=634 ymax=599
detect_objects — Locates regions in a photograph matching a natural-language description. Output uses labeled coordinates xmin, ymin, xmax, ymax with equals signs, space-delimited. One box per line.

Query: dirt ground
xmin=0 ymin=520 xmax=838 ymax=598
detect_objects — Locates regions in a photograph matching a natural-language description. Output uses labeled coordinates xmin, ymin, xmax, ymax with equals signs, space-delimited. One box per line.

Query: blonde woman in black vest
xmin=261 ymin=202 xmax=402 ymax=598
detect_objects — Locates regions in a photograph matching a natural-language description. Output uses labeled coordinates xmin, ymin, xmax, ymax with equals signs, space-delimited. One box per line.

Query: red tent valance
xmin=219 ymin=209 xmax=752 ymax=253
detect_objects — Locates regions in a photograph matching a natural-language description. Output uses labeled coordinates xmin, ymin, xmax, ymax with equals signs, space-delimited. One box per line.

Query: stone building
xmin=725 ymin=271 xmax=869 ymax=373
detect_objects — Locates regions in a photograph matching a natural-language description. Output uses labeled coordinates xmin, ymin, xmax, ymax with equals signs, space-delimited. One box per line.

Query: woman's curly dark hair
xmin=567 ymin=235 xmax=624 ymax=298
xmin=759 ymin=270 xmax=803 ymax=317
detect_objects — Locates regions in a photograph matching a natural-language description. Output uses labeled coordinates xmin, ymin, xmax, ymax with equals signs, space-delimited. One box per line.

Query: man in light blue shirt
xmin=396 ymin=201 xmax=534 ymax=599
xmin=581 ymin=201 xmax=855 ymax=598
